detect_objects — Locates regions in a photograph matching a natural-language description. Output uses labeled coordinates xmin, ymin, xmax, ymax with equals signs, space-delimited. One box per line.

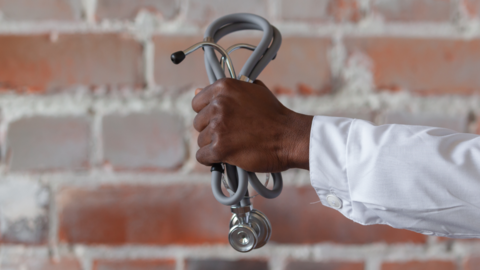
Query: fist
xmin=192 ymin=78 xmax=311 ymax=173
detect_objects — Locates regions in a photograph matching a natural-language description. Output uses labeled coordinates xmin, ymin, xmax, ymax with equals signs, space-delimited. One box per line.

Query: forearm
xmin=310 ymin=115 xmax=480 ymax=238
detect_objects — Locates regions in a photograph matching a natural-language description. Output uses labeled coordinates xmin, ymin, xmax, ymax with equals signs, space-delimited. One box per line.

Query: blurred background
xmin=0 ymin=0 xmax=480 ymax=270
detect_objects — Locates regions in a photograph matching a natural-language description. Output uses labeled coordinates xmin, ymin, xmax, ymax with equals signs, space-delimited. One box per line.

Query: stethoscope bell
xmin=229 ymin=206 xmax=272 ymax=252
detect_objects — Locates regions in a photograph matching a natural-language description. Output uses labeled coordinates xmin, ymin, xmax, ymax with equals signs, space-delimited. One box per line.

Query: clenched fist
xmin=192 ymin=78 xmax=312 ymax=173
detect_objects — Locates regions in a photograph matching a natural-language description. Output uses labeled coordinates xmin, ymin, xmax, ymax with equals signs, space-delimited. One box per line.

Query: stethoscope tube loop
xmin=203 ymin=13 xmax=276 ymax=82
xmin=211 ymin=166 xmax=249 ymax=206
xmin=211 ymin=168 xmax=283 ymax=206
xmin=248 ymin=172 xmax=283 ymax=199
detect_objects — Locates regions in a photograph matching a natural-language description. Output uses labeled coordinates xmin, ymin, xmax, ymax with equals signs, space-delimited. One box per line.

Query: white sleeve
xmin=310 ymin=115 xmax=480 ymax=238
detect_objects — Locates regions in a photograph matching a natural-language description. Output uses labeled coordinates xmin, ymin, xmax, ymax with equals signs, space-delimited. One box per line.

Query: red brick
xmin=280 ymin=0 xmax=331 ymax=22
xmin=1 ymin=258 xmax=81 ymax=270
xmin=381 ymin=261 xmax=456 ymax=270
xmin=155 ymin=35 xmax=332 ymax=95
xmin=345 ymin=37 xmax=480 ymax=95
xmin=57 ymin=184 xmax=231 ymax=244
xmin=464 ymin=255 xmax=480 ymax=270
xmin=185 ymin=259 xmax=268 ymax=270
xmin=329 ymin=0 xmax=363 ymax=22
xmin=372 ymin=0 xmax=452 ymax=22
xmin=463 ymin=0 xmax=480 ymax=18
xmin=380 ymin=111 xmax=468 ymax=132
xmin=285 ymin=261 xmax=364 ymax=270
xmin=273 ymin=85 xmax=295 ymax=95
xmin=280 ymin=0 xmax=362 ymax=22
xmin=7 ymin=116 xmax=90 ymax=171
xmin=0 ymin=0 xmax=82 ymax=21
xmin=185 ymin=0 xmax=269 ymax=26
xmin=0 ymin=180 xmax=48 ymax=244
xmin=58 ymin=184 xmax=425 ymax=246
xmin=154 ymin=35 xmax=210 ymax=90
xmin=94 ymin=259 xmax=176 ymax=270
xmin=253 ymin=186 xmax=426 ymax=244
xmin=96 ymin=0 xmax=179 ymax=21
xmin=102 ymin=112 xmax=186 ymax=171
xmin=0 ymin=34 xmax=143 ymax=93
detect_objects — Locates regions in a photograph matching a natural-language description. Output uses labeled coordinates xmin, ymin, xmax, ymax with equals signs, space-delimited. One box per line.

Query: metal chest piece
xmin=229 ymin=206 xmax=272 ymax=252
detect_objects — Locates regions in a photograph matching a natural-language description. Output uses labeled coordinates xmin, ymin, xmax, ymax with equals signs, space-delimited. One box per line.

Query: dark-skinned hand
xmin=192 ymin=78 xmax=312 ymax=173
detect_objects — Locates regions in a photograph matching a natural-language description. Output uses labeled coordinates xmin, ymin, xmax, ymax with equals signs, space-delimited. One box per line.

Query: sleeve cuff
xmin=309 ymin=115 xmax=355 ymax=220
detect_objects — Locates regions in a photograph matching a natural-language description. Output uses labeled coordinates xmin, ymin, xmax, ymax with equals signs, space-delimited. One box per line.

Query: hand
xmin=192 ymin=78 xmax=312 ymax=173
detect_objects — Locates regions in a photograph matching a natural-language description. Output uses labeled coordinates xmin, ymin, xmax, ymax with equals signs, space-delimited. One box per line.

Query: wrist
xmin=283 ymin=112 xmax=313 ymax=170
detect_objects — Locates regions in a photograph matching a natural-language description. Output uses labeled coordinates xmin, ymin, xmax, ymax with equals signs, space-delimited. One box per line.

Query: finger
xmin=197 ymin=126 xmax=213 ymax=148
xmin=253 ymin=80 xmax=267 ymax=88
xmin=193 ymin=104 xmax=212 ymax=132
xmin=196 ymin=144 xmax=221 ymax=166
xmin=192 ymin=83 xmax=218 ymax=113
xmin=195 ymin=88 xmax=202 ymax=95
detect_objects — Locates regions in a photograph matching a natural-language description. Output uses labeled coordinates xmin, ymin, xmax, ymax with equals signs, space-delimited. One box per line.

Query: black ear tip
xmin=171 ymin=51 xmax=186 ymax=64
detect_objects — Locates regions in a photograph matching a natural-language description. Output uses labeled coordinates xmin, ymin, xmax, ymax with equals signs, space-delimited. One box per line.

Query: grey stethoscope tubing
xmin=171 ymin=13 xmax=283 ymax=206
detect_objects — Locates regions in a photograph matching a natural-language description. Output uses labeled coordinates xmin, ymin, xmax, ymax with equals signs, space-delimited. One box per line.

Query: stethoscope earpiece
xmin=171 ymin=13 xmax=282 ymax=252
xmin=170 ymin=51 xmax=186 ymax=64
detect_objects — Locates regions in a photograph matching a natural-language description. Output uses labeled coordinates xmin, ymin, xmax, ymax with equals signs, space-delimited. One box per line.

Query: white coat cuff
xmin=309 ymin=116 xmax=355 ymax=221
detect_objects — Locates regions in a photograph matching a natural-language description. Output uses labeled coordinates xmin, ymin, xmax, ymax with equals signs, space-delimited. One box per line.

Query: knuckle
xmin=214 ymin=78 xmax=236 ymax=94
xmin=210 ymin=98 xmax=226 ymax=115
xmin=209 ymin=117 xmax=221 ymax=130
xmin=215 ymin=78 xmax=229 ymax=88
xmin=209 ymin=117 xmax=226 ymax=133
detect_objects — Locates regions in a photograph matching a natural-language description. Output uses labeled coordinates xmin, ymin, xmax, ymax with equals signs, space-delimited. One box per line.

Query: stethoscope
xmin=171 ymin=13 xmax=283 ymax=252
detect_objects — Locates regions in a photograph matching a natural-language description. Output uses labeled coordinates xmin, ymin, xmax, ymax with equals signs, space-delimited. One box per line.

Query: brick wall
xmin=1 ymin=0 xmax=480 ymax=270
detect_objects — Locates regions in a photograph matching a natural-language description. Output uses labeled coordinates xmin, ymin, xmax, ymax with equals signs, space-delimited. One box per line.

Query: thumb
xmin=195 ymin=88 xmax=202 ymax=95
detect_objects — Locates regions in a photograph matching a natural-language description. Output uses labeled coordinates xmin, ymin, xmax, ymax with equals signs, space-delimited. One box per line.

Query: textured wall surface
xmin=1 ymin=0 xmax=480 ymax=270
